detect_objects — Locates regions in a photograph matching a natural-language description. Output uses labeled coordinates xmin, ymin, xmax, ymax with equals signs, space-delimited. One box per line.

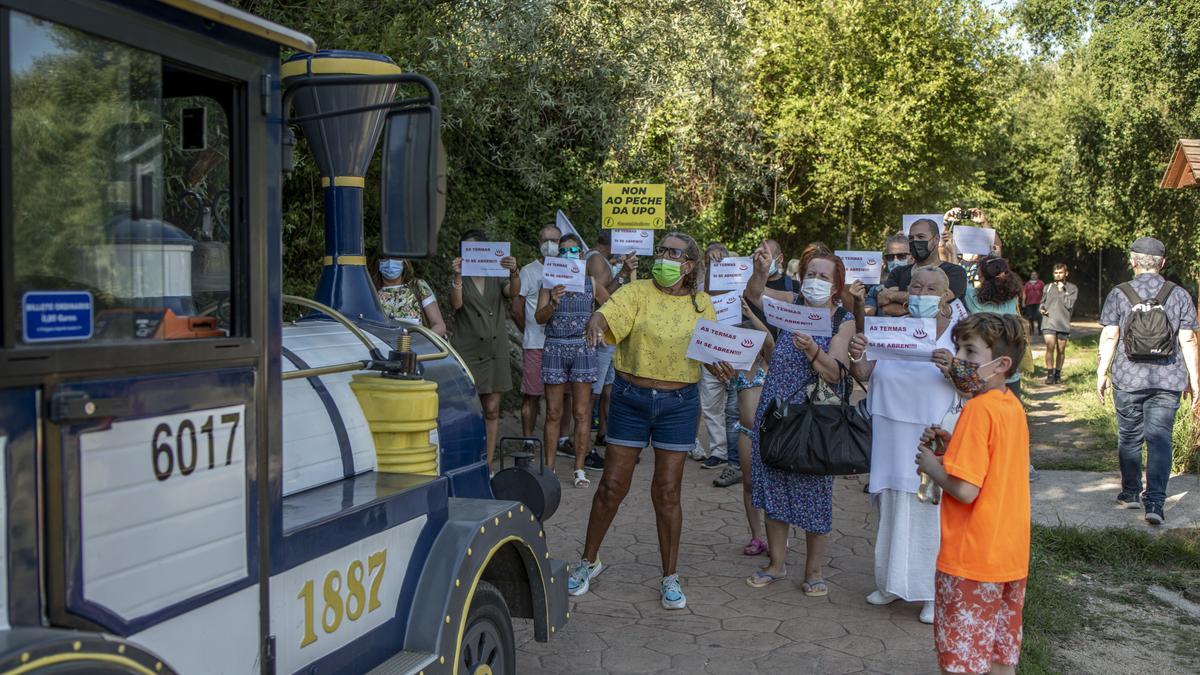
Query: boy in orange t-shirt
xmin=918 ymin=313 xmax=1030 ymax=675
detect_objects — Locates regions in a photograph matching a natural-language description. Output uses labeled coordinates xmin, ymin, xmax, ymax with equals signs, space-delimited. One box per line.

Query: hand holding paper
xmin=864 ymin=317 xmax=937 ymax=361
xmin=543 ymin=257 xmax=586 ymax=293
xmin=685 ymin=319 xmax=766 ymax=371
xmin=461 ymin=242 xmax=511 ymax=277
xmin=760 ymin=295 xmax=832 ymax=337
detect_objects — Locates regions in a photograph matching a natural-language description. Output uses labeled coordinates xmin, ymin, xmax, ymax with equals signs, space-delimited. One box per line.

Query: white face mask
xmin=540 ymin=241 xmax=559 ymax=257
xmin=801 ymin=278 xmax=833 ymax=305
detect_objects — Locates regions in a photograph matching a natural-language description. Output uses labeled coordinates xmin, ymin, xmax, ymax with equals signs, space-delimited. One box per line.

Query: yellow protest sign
xmin=601 ymin=183 xmax=666 ymax=229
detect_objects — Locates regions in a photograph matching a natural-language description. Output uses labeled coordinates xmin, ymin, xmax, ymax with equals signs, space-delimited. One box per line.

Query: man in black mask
xmin=877 ymin=218 xmax=968 ymax=316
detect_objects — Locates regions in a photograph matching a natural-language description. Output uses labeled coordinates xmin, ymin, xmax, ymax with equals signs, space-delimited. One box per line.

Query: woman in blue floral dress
xmin=743 ymin=249 xmax=857 ymax=596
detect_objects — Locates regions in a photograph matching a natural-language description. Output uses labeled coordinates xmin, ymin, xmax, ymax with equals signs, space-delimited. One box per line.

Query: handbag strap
xmin=782 ymin=360 xmax=860 ymax=405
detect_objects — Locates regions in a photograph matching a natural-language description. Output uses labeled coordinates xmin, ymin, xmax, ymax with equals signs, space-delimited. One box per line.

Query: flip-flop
xmin=746 ymin=570 xmax=786 ymax=588
xmin=802 ymin=578 xmax=829 ymax=597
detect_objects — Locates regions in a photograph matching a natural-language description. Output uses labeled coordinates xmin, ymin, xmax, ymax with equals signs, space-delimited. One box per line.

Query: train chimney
xmin=282 ymin=50 xmax=400 ymax=322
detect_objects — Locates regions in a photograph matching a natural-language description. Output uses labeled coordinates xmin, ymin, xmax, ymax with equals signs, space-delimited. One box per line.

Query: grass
xmin=1019 ymin=525 xmax=1200 ymax=674
xmin=1033 ymin=334 xmax=1199 ymax=474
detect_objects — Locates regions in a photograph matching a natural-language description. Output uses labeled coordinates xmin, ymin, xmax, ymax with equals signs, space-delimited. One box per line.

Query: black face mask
xmin=909 ymin=239 xmax=933 ymax=262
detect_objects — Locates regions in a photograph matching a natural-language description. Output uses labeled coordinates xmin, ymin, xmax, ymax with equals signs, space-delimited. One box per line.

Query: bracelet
xmin=451 ymin=281 xmax=463 ymax=289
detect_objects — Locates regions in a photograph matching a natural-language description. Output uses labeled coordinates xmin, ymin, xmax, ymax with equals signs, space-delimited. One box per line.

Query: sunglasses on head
xmin=654 ymin=245 xmax=690 ymax=260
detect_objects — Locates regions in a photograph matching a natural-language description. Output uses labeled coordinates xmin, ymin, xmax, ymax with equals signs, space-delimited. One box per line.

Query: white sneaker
xmin=661 ymin=574 xmax=687 ymax=610
xmin=689 ymin=444 xmax=706 ymax=461
xmin=567 ymin=559 xmax=603 ymax=597
xmin=920 ymin=601 xmax=935 ymax=624
xmin=866 ymin=590 xmax=900 ymax=605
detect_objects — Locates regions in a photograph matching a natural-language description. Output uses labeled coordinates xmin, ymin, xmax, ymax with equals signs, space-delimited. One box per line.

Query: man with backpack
xmin=1096 ymin=237 xmax=1200 ymax=525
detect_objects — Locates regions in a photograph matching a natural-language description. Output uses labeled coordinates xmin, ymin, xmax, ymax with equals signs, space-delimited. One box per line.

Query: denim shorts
xmin=606 ymin=374 xmax=700 ymax=452
xmin=592 ymin=343 xmax=616 ymax=394
xmin=542 ymin=338 xmax=597 ymax=385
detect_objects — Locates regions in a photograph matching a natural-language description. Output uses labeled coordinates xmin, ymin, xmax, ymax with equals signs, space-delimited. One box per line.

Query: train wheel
xmin=460 ymin=581 xmax=515 ymax=675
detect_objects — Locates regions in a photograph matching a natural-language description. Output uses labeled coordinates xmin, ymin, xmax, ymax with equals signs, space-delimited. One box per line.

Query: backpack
xmin=1118 ymin=281 xmax=1176 ymax=361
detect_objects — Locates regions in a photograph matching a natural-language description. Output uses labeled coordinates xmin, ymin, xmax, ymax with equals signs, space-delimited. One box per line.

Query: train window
xmin=8 ymin=11 xmax=239 ymax=344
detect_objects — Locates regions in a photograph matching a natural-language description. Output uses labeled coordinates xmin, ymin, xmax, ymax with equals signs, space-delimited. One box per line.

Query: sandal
xmin=802 ymin=578 xmax=829 ymax=597
xmin=746 ymin=570 xmax=786 ymax=588
xmin=743 ymin=537 xmax=767 ymax=556
xmin=573 ymin=469 xmax=591 ymax=488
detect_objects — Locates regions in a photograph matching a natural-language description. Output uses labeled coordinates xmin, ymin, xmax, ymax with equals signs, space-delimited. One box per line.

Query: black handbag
xmin=759 ymin=363 xmax=871 ymax=476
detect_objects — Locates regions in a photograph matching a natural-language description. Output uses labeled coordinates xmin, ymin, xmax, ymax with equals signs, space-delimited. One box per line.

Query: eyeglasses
xmin=884 ymin=253 xmax=908 ymax=261
xmin=654 ymin=245 xmax=690 ymax=260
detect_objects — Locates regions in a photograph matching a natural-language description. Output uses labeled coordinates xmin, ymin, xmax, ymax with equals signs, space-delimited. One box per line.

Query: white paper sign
xmin=761 ymin=295 xmax=832 ymax=338
xmin=902 ymin=214 xmax=945 ymax=236
xmin=712 ymin=293 xmax=743 ymax=325
xmin=836 ymin=250 xmax=884 ymax=285
xmin=542 ymin=257 xmax=586 ymax=293
xmin=949 ymin=299 xmax=970 ymax=321
xmin=865 ymin=317 xmax=937 ymax=361
xmin=461 ymin=241 xmax=510 ymax=277
xmin=685 ymin=319 xmax=766 ymax=371
xmin=612 ymin=229 xmax=654 ymax=256
xmin=708 ymin=257 xmax=754 ymax=292
xmin=952 ymin=225 xmax=996 ymax=256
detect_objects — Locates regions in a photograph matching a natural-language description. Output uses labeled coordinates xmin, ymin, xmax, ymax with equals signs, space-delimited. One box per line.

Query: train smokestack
xmin=282 ymin=50 xmax=400 ymax=322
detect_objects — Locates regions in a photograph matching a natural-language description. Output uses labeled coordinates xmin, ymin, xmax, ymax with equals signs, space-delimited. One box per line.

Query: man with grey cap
xmin=1097 ymin=236 xmax=1199 ymax=525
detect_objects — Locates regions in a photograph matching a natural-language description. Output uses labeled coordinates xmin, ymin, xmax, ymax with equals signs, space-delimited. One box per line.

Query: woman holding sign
xmin=743 ymin=251 xmax=855 ymax=597
xmin=450 ymin=229 xmax=521 ymax=472
xmin=568 ymin=232 xmax=719 ymax=611
xmin=535 ymin=234 xmax=598 ymax=487
xmin=847 ymin=266 xmax=958 ymax=624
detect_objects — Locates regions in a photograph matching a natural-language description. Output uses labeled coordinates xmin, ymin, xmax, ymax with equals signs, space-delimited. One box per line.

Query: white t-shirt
xmin=519 ymin=260 xmax=545 ymax=349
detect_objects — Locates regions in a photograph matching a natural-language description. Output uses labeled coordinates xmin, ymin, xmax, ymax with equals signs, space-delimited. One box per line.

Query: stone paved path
xmin=514 ymin=459 xmax=938 ymax=674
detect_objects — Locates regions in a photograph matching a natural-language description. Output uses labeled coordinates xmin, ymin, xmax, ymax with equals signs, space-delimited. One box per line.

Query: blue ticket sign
xmin=22 ymin=291 xmax=94 ymax=343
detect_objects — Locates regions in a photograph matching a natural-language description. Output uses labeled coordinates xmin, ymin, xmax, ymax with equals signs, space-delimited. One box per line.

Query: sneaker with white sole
xmin=660 ymin=574 xmax=686 ymax=610
xmin=567 ymin=559 xmax=603 ymax=596
xmin=688 ymin=445 xmax=706 ymax=461
xmin=866 ymin=590 xmax=899 ymax=605
xmin=920 ymin=601 xmax=935 ymax=624
xmin=713 ymin=465 xmax=741 ymax=487
xmin=701 ymin=455 xmax=726 ymax=469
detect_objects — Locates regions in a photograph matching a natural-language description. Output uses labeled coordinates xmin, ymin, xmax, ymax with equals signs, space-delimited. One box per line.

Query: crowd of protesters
xmin=369 ymin=208 xmax=1197 ymax=674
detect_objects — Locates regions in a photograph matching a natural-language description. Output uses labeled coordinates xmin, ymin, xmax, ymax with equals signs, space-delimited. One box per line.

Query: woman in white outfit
xmin=847 ymin=266 xmax=958 ymax=624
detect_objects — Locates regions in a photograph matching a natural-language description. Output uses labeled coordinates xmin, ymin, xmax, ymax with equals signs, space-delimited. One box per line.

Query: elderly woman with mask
xmin=847 ymin=266 xmax=959 ymax=624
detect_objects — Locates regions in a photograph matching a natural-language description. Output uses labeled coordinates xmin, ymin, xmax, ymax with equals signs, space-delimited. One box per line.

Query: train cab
xmin=0 ymin=1 xmax=567 ymax=673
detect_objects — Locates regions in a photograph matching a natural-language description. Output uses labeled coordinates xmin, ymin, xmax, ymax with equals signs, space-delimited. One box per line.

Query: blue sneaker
xmin=660 ymin=574 xmax=686 ymax=610
xmin=701 ymin=455 xmax=726 ymax=470
xmin=567 ymin=559 xmax=603 ymax=596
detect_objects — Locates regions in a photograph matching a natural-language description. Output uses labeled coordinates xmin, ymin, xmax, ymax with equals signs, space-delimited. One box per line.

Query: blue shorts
xmin=542 ymin=338 xmax=597 ymax=384
xmin=592 ymin=343 xmax=616 ymax=394
xmin=606 ymin=375 xmax=700 ymax=452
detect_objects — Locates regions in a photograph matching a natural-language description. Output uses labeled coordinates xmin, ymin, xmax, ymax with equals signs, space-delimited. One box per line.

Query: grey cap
xmin=1130 ymin=236 xmax=1166 ymax=257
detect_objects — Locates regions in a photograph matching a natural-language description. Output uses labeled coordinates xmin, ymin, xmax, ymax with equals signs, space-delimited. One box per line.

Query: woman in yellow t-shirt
xmin=566 ymin=232 xmax=722 ymax=611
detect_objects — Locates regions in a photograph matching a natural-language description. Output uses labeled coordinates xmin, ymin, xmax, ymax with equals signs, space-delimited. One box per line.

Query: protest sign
xmin=760 ymin=295 xmax=832 ymax=337
xmin=461 ymin=241 xmax=510 ymax=277
xmin=601 ymin=183 xmax=666 ymax=229
xmin=949 ymin=299 xmax=970 ymax=322
xmin=836 ymin=250 xmax=884 ymax=285
xmin=708 ymin=257 xmax=754 ymax=291
xmin=712 ymin=293 xmax=743 ymax=325
xmin=611 ymin=229 xmax=654 ymax=256
xmin=556 ymin=210 xmax=589 ymax=254
xmin=865 ymin=317 xmax=937 ymax=362
xmin=685 ymin=319 xmax=766 ymax=371
xmin=542 ymin=257 xmax=586 ymax=293
xmin=902 ymin=213 xmax=945 ymax=236
xmin=952 ymin=225 xmax=996 ymax=256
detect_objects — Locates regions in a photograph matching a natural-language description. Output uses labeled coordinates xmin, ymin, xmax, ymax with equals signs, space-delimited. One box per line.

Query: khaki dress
xmin=451 ymin=277 xmax=513 ymax=394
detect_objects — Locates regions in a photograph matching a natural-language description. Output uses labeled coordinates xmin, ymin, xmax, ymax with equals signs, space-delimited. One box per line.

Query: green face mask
xmin=651 ymin=258 xmax=684 ymax=287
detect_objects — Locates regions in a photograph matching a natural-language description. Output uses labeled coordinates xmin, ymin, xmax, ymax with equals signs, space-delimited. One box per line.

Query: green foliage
xmin=229 ymin=0 xmax=1200 ymax=297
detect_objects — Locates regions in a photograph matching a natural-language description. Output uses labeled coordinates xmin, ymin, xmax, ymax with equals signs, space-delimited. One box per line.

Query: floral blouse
xmin=379 ymin=280 xmax=435 ymax=324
